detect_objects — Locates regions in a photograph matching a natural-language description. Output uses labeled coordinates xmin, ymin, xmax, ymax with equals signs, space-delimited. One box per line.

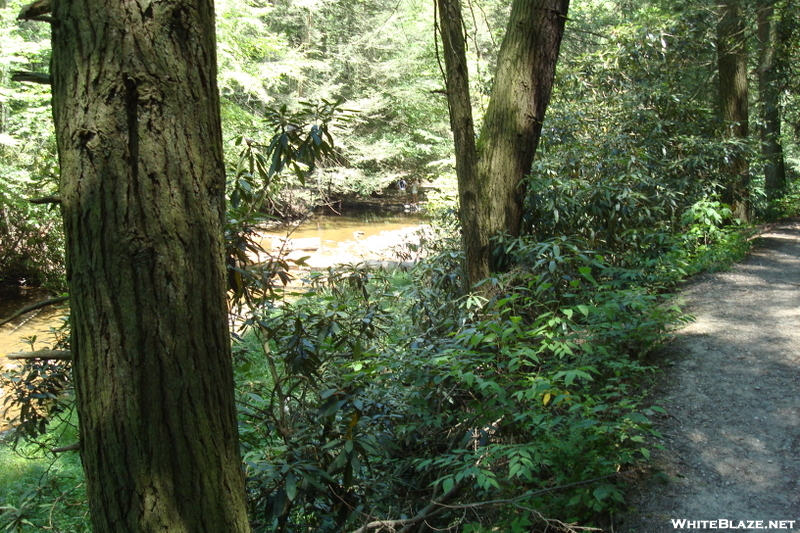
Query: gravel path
xmin=618 ymin=221 xmax=800 ymax=532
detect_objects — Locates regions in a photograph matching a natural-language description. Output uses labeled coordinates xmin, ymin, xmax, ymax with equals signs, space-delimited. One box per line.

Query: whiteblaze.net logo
xmin=670 ymin=519 xmax=797 ymax=530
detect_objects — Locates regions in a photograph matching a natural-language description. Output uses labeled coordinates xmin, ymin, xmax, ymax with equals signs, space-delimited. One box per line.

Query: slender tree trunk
xmin=436 ymin=0 xmax=481 ymax=287
xmin=50 ymin=0 xmax=251 ymax=531
xmin=757 ymin=0 xmax=787 ymax=197
xmin=717 ymin=0 xmax=750 ymax=221
xmin=438 ymin=0 xmax=569 ymax=288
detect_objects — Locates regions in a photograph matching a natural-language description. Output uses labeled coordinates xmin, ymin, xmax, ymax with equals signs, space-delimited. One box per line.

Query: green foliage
xmin=234 ymin=264 xmax=397 ymax=532
xmin=1 ymin=359 xmax=72 ymax=448
xmin=225 ymin=99 xmax=353 ymax=309
xmin=1 ymin=1 xmax=64 ymax=290
xmin=1 ymin=318 xmax=72 ymax=448
xmin=526 ymin=0 xmax=765 ymax=264
xmin=214 ymin=0 xmax=458 ymax=204
xmin=228 ymin=99 xmax=354 ymax=219
xmin=228 ymin=229 xmax=693 ymax=531
xmin=0 ymin=416 xmax=87 ymax=533
xmin=763 ymin=175 xmax=800 ymax=219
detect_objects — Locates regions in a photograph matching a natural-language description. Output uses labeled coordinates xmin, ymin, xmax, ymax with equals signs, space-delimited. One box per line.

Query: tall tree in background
xmin=757 ymin=0 xmax=787 ymax=196
xmin=717 ymin=0 xmax=750 ymax=220
xmin=438 ymin=0 xmax=570 ymax=287
xmin=49 ymin=0 xmax=252 ymax=529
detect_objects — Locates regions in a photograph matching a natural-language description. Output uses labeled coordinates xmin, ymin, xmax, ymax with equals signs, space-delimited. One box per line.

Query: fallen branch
xmin=349 ymin=478 xmax=468 ymax=533
xmin=0 ymin=295 xmax=69 ymax=328
xmin=348 ymin=472 xmax=620 ymax=533
xmin=7 ymin=350 xmax=72 ymax=361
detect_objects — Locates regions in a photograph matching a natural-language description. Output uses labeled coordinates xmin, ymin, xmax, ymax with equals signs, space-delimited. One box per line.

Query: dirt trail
xmin=619 ymin=221 xmax=800 ymax=532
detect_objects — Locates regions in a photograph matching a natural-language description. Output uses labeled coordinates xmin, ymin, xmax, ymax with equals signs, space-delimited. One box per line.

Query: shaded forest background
xmin=1 ymin=0 xmax=799 ymax=531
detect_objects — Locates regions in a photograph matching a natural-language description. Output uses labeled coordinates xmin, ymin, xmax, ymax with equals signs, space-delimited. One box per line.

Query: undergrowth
xmin=0 ymin=410 xmax=87 ymax=533
xmin=229 ymin=198 xmax=751 ymax=532
xmin=0 ymin=197 xmax=753 ymax=532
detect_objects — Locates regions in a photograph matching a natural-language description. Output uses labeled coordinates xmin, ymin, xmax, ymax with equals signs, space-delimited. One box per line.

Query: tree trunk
xmin=757 ymin=0 xmax=787 ymax=197
xmin=438 ymin=0 xmax=569 ymax=288
xmin=50 ymin=0 xmax=251 ymax=531
xmin=717 ymin=0 xmax=750 ymax=221
xmin=436 ymin=0 xmax=481 ymax=287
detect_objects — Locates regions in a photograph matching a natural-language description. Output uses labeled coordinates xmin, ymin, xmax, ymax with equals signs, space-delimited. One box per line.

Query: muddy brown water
xmin=0 ymin=289 xmax=67 ymax=356
xmin=284 ymin=211 xmax=423 ymax=243
xmin=1 ymin=212 xmax=423 ymax=349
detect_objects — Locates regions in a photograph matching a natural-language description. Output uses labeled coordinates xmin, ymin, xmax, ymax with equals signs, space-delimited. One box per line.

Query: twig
xmin=349 ymin=478 xmax=468 ymax=533
xmin=348 ymin=472 xmax=620 ymax=533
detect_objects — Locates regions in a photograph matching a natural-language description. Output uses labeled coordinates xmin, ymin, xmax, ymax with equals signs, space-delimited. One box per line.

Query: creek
xmin=0 ymin=289 xmax=66 ymax=360
xmin=282 ymin=211 xmax=423 ymax=243
xmin=258 ymin=211 xmax=426 ymax=269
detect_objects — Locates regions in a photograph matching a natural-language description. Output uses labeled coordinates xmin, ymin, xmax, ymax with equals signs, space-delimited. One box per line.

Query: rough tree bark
xmin=717 ymin=0 xmax=750 ymax=221
xmin=438 ymin=0 xmax=570 ymax=287
xmin=757 ymin=0 xmax=787 ymax=197
xmin=49 ymin=0 xmax=251 ymax=531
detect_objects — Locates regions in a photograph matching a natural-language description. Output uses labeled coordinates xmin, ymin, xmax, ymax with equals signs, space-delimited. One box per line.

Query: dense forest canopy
xmin=1 ymin=0 xmax=799 ymax=531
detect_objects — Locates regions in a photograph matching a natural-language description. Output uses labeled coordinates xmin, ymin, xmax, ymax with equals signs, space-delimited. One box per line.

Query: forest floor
xmin=617 ymin=220 xmax=800 ymax=532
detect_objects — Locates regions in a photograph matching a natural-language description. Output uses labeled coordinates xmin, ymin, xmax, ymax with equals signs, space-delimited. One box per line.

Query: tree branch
xmin=29 ymin=195 xmax=62 ymax=205
xmin=51 ymin=442 xmax=80 ymax=453
xmin=17 ymin=0 xmax=51 ymax=20
xmin=348 ymin=478 xmax=468 ymax=533
xmin=7 ymin=350 xmax=72 ymax=361
xmin=0 ymin=295 xmax=69 ymax=327
xmin=10 ymin=71 xmax=52 ymax=85
xmin=348 ymin=472 xmax=621 ymax=533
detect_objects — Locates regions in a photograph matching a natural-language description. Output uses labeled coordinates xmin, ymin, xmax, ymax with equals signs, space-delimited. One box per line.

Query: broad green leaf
xmin=442 ymin=477 xmax=454 ymax=494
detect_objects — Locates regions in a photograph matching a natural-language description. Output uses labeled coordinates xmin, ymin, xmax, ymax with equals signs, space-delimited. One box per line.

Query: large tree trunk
xmin=438 ymin=0 xmax=569 ymax=288
xmin=50 ymin=0 xmax=251 ymax=531
xmin=757 ymin=0 xmax=787 ymax=197
xmin=717 ymin=0 xmax=750 ymax=221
